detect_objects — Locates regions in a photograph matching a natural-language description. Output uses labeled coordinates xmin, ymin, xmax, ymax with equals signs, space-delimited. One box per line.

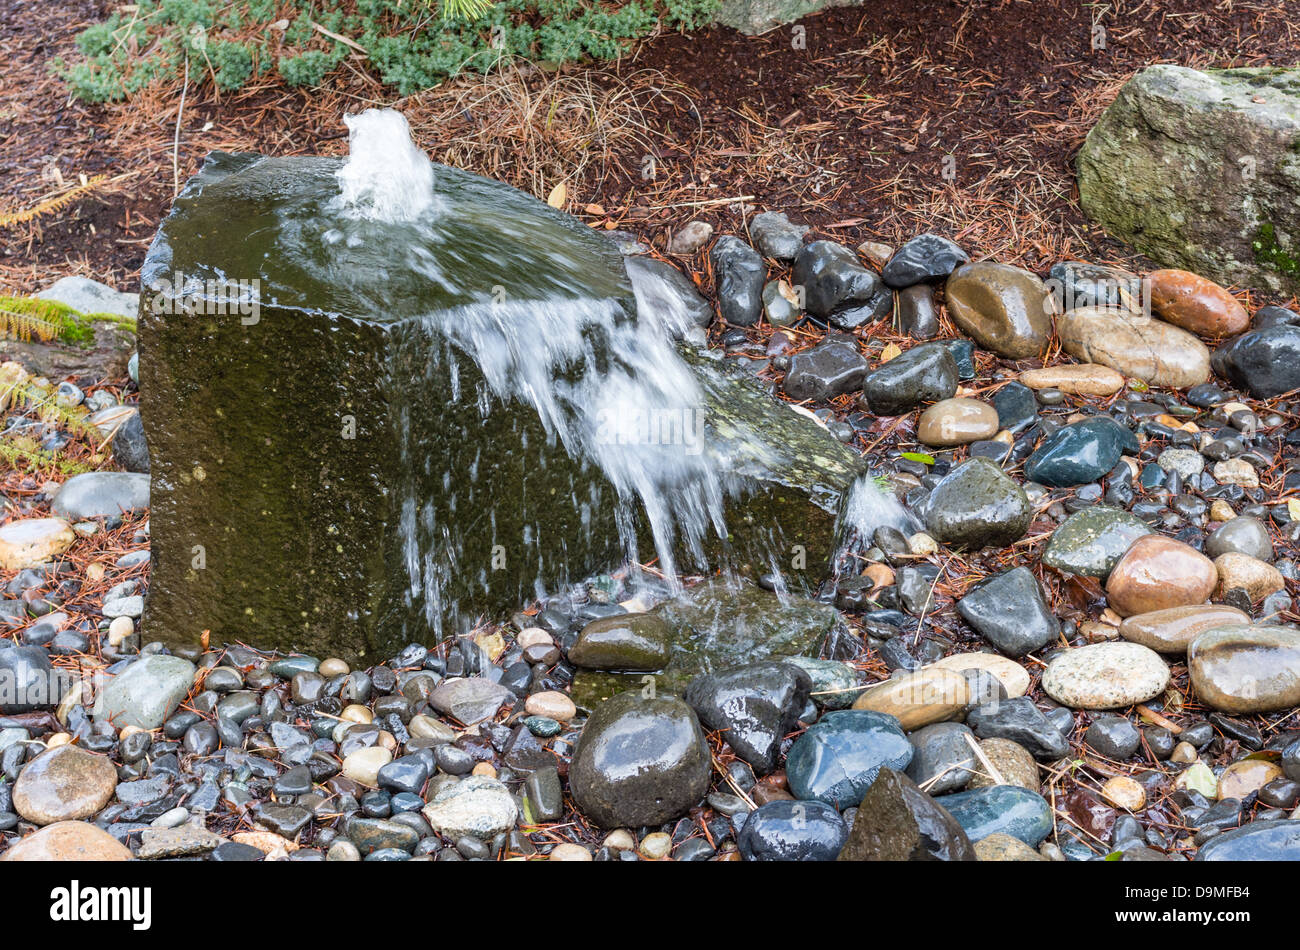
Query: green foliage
xmin=60 ymin=0 xmax=721 ymax=102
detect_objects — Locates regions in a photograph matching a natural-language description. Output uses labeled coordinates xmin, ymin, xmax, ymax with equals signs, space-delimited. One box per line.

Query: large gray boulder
xmin=716 ymin=0 xmax=859 ymax=34
xmin=1078 ymin=65 xmax=1300 ymax=294
xmin=140 ymin=153 xmax=870 ymax=662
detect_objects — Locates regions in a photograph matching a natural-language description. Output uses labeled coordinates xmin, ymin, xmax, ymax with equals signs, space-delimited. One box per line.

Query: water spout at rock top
xmin=333 ymin=109 xmax=438 ymax=223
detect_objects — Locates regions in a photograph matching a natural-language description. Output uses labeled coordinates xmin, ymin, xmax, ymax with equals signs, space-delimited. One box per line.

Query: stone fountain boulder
xmin=140 ymin=153 xmax=870 ymax=662
xmin=1078 ymin=65 xmax=1300 ymax=294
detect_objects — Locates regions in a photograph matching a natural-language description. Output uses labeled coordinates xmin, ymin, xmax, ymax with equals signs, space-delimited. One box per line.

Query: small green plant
xmin=0 ymin=297 xmax=135 ymax=349
xmin=58 ymin=0 xmax=721 ymax=102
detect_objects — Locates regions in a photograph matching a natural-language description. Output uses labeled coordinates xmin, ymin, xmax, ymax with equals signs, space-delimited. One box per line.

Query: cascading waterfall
xmin=330 ymin=108 xmax=906 ymax=622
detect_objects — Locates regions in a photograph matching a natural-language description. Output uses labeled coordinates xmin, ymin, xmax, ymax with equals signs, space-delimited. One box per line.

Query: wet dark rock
xmin=1085 ymin=715 xmax=1141 ymax=759
xmin=993 ymin=382 xmax=1038 ymax=434
xmin=905 ymin=722 xmax=978 ymax=795
xmin=1195 ymin=821 xmax=1300 ymax=860
xmin=1025 ymin=417 xmax=1140 ymax=487
xmin=1213 ymin=324 xmax=1300 ymax=398
xmin=966 ymin=697 xmax=1070 ymax=761
xmin=710 ymin=236 xmax=765 ymax=327
xmin=792 ymin=241 xmax=890 ymax=329
xmin=738 ymin=800 xmax=846 ymax=861
xmin=683 ymin=662 xmax=811 ymax=774
xmin=569 ymin=692 xmax=710 ymax=828
xmin=859 ymin=342 xmax=957 ymax=416
xmin=922 ymin=458 xmax=1032 ymax=549
xmin=897 ymin=285 xmax=939 ymax=340
xmin=838 ymin=768 xmax=975 ymax=861
xmin=881 ymin=234 xmax=969 ymax=289
xmin=782 ymin=335 xmax=868 ymax=401
xmin=785 ymin=709 xmax=912 ymax=807
xmin=936 ymin=785 xmax=1053 ymax=846
xmin=957 ymin=567 xmax=1059 ymax=657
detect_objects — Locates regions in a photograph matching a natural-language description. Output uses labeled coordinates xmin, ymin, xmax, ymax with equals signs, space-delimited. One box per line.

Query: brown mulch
xmin=3 ymin=0 xmax=1300 ymax=296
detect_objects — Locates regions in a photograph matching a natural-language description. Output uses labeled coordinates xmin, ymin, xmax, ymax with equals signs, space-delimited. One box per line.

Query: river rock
xmin=0 ymin=518 xmax=75 ymax=571
xmin=1084 ymin=715 xmax=1141 ymax=759
xmin=1105 ymin=535 xmax=1217 ymax=616
xmin=569 ymin=614 xmax=672 ymax=671
xmin=13 ymin=745 xmax=118 ymax=825
xmin=944 ymin=262 xmax=1055 ymax=359
xmin=967 ymin=737 xmax=1040 ymax=790
xmin=859 ymin=342 xmax=957 ymax=416
xmin=569 ymin=692 xmax=710 ymax=827
xmin=1218 ymin=759 xmax=1283 ymax=801
xmin=0 ymin=820 xmax=132 ymax=861
xmin=750 ymin=211 xmax=808 ymax=261
xmin=851 ymin=668 xmax=969 ymax=730
xmin=711 ymin=235 xmax=765 ymax=326
xmin=51 ymin=472 xmax=150 ymax=521
xmin=792 ymin=241 xmax=890 ymax=330
xmin=1077 ymin=65 xmax=1300 ymax=295
xmin=906 ymin=722 xmax=978 ymax=794
xmin=922 ymin=458 xmax=1032 ymax=550
xmin=94 ymin=654 xmax=195 ymax=730
xmin=1198 ymin=821 xmax=1300 ymax=861
xmin=1042 ymin=506 xmax=1151 ymax=579
xmin=1119 ymin=605 xmax=1250 ymax=653
xmin=781 ymin=656 xmax=861 ymax=710
xmin=1047 ymin=260 xmax=1141 ymax=311
xmin=684 ymin=661 xmax=810 ymax=774
xmin=936 ymin=785 xmax=1053 ymax=846
xmin=929 ymin=653 xmax=1031 ymax=699
xmin=1188 ymin=624 xmax=1300 ymax=713
xmin=428 ymin=677 xmax=511 ymax=724
xmin=1148 ymin=269 xmax=1249 ymax=339
xmin=1205 ymin=516 xmax=1273 ymax=562
xmin=1025 ymin=417 xmax=1139 ymax=487
xmin=917 ymin=398 xmax=999 ymax=447
xmin=1212 ymin=323 xmax=1300 ymax=397
xmin=1214 ymin=553 xmax=1285 ymax=601
xmin=1058 ymin=306 xmax=1210 ymax=388
xmin=1019 ymin=364 xmax=1125 ymax=396
xmin=966 ymin=698 xmax=1069 ymax=762
xmin=881 ymin=233 xmax=970 ymax=288
xmin=0 ymin=645 xmax=57 ymax=713
xmin=422 ymin=775 xmax=519 ymax=840
xmin=957 ymin=567 xmax=1060 ymax=657
xmin=897 ymin=284 xmax=939 ymax=339
xmin=786 ymin=709 xmax=912 ymax=807
xmin=782 ymin=335 xmax=868 ymax=401
xmin=1041 ymin=642 xmax=1170 ymax=709
xmin=975 ymin=831 xmax=1049 ymax=861
xmin=737 ymin=800 xmax=846 ymax=861
xmin=837 ymin=768 xmax=975 ymax=861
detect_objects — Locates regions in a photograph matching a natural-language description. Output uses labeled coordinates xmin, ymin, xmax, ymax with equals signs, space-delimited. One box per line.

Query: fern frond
xmin=0 ymin=175 xmax=109 ymax=230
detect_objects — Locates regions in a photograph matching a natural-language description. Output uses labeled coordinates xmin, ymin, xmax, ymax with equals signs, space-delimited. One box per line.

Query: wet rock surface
xmin=7 ymin=202 xmax=1300 ymax=864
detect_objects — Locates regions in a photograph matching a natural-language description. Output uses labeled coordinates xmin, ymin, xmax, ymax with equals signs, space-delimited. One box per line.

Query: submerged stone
xmin=142 ymin=152 xmax=868 ymax=661
xmin=570 ymin=579 xmax=839 ymax=706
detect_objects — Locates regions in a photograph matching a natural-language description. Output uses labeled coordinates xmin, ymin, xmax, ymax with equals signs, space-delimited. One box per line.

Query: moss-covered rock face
xmin=1078 ymin=65 xmax=1300 ymax=295
xmin=141 ymin=153 xmax=868 ymax=662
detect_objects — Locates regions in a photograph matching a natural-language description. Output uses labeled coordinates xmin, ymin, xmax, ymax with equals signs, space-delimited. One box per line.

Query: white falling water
xmin=331 ymin=107 xmax=908 ymax=617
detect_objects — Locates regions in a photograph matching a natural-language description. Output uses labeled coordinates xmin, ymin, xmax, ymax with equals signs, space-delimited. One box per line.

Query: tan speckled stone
xmin=1041 ymin=642 xmax=1170 ymax=710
